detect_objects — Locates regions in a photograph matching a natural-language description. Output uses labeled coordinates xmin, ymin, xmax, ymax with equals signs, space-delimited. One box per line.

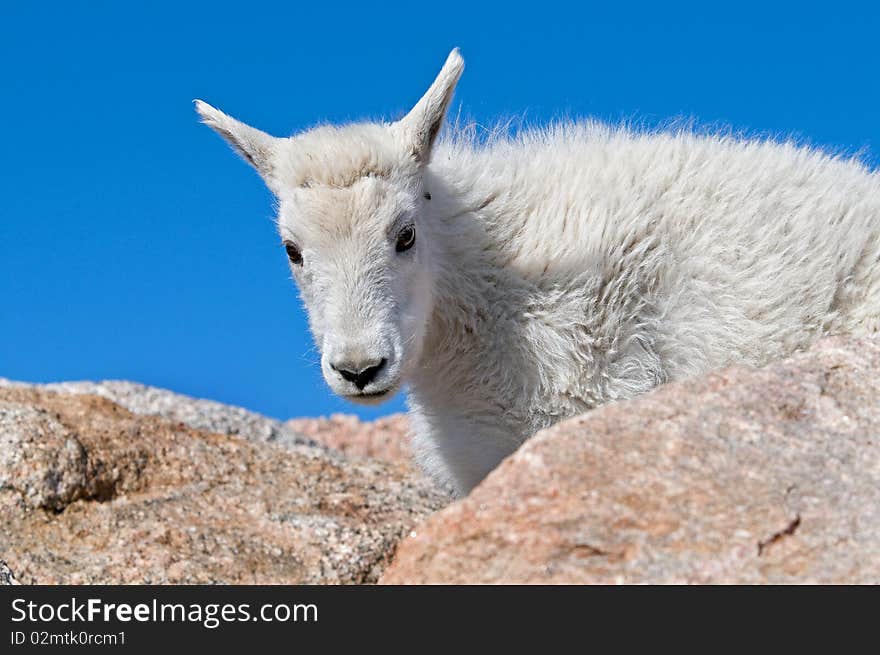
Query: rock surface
xmin=287 ymin=414 xmax=411 ymax=464
xmin=4 ymin=336 xmax=878 ymax=585
xmin=1 ymin=560 xmax=18 ymax=585
xmin=0 ymin=386 xmax=447 ymax=584
xmin=382 ymin=336 xmax=880 ymax=584
xmin=2 ymin=379 xmax=314 ymax=450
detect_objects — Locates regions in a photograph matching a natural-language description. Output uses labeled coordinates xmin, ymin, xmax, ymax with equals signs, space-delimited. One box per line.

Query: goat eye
xmin=284 ymin=242 xmax=303 ymax=265
xmin=395 ymin=225 xmax=416 ymax=253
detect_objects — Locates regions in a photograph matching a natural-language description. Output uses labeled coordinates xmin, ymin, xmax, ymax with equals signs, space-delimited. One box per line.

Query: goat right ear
xmin=195 ymin=100 xmax=279 ymax=183
xmin=397 ymin=49 xmax=464 ymax=164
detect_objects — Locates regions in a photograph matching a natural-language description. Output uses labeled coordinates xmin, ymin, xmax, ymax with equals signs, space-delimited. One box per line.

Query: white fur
xmin=197 ymin=49 xmax=880 ymax=495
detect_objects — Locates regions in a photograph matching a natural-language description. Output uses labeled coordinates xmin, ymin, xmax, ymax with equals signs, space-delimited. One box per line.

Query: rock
xmin=0 ymin=387 xmax=447 ymax=584
xmin=1 ymin=403 xmax=89 ymax=511
xmin=1 ymin=560 xmax=19 ymax=585
xmin=1 ymin=379 xmax=313 ymax=450
xmin=286 ymin=414 xmax=412 ymax=464
xmin=382 ymin=336 xmax=880 ymax=584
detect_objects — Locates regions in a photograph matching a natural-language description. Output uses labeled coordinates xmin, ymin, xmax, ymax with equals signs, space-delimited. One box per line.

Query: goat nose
xmin=331 ymin=358 xmax=387 ymax=390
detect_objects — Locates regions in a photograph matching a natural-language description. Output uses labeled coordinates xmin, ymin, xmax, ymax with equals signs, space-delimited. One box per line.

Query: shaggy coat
xmin=198 ymin=50 xmax=880 ymax=495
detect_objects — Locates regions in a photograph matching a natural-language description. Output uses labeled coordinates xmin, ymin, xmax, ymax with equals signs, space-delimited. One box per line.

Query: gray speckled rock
xmin=383 ymin=336 xmax=880 ymax=584
xmin=1 ymin=560 xmax=19 ymax=585
xmin=1 ymin=379 xmax=312 ymax=449
xmin=0 ymin=403 xmax=89 ymax=511
xmin=0 ymin=387 xmax=448 ymax=584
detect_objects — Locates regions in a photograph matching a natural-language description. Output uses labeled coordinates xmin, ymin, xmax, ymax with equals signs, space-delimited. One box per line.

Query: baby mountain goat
xmin=197 ymin=49 xmax=880 ymax=495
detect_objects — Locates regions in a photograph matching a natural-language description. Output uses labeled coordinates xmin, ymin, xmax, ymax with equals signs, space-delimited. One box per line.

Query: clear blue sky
xmin=2 ymin=2 xmax=877 ymax=420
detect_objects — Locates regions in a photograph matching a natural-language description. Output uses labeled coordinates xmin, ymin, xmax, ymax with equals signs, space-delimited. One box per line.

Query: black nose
xmin=331 ymin=358 xmax=387 ymax=390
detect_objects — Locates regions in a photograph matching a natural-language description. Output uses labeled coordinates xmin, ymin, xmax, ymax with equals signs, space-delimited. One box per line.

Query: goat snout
xmin=330 ymin=357 xmax=387 ymax=390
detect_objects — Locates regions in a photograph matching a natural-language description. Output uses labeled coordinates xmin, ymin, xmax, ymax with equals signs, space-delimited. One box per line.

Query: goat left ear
xmin=397 ymin=49 xmax=464 ymax=164
xmin=194 ymin=100 xmax=280 ymax=186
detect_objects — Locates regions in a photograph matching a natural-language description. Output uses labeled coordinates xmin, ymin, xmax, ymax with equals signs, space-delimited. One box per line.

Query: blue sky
xmin=1 ymin=2 xmax=878 ymax=420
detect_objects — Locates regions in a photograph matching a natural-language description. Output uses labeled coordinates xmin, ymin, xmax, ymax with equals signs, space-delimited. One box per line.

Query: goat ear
xmin=195 ymin=100 xmax=279 ymax=183
xmin=397 ymin=48 xmax=464 ymax=164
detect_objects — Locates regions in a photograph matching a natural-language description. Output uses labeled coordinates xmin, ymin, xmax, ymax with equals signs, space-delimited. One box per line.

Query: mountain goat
xmin=197 ymin=49 xmax=880 ymax=495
